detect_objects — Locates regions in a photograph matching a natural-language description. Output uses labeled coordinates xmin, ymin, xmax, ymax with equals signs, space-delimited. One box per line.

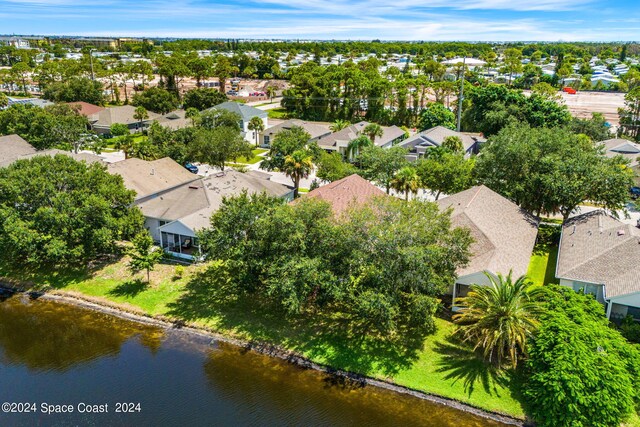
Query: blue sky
xmin=0 ymin=0 xmax=639 ymax=41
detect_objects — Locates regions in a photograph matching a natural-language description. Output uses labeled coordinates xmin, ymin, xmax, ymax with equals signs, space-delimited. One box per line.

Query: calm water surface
xmin=0 ymin=294 xmax=507 ymax=426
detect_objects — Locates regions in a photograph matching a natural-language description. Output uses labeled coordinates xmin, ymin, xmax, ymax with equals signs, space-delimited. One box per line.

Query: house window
xmin=159 ymin=220 xmax=168 ymax=227
xmin=263 ymin=135 xmax=270 ymax=146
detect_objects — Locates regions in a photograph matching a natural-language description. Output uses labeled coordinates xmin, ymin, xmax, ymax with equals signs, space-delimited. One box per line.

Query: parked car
xmin=631 ymin=186 xmax=640 ymax=200
xmin=184 ymin=163 xmax=198 ymax=174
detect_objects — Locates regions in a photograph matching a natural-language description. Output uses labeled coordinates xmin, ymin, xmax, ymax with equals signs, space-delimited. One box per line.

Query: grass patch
xmin=232 ymin=148 xmax=267 ymax=164
xmin=527 ymin=224 xmax=560 ymax=286
xmin=0 ymin=259 xmax=526 ymax=418
xmin=298 ymin=188 xmax=310 ymax=193
xmin=267 ymin=108 xmax=290 ymax=119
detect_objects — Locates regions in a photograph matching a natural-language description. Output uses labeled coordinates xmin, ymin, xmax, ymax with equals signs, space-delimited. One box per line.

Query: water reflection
xmin=203 ymin=343 xmax=506 ymax=427
xmin=0 ymin=294 xmax=163 ymax=371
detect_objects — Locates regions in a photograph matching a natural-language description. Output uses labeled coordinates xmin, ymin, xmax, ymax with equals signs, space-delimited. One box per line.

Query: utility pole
xmin=89 ymin=49 xmax=96 ymax=81
xmin=456 ymin=57 xmax=466 ymax=132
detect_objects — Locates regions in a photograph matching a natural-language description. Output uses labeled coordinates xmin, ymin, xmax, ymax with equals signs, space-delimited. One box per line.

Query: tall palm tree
xmin=133 ymin=106 xmax=148 ymax=133
xmin=247 ymin=116 xmax=265 ymax=147
xmin=391 ymin=166 xmax=420 ymax=201
xmin=330 ymin=119 xmax=351 ymax=132
xmin=346 ymin=135 xmax=372 ymax=163
xmin=266 ymin=86 xmax=276 ymax=103
xmin=453 ymin=272 xmax=544 ymax=369
xmin=283 ymin=149 xmax=313 ymax=198
xmin=362 ymin=123 xmax=384 ymax=143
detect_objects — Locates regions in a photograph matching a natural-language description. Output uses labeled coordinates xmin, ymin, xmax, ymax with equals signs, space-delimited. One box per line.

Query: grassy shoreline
xmin=0 ymin=259 xmax=526 ymax=420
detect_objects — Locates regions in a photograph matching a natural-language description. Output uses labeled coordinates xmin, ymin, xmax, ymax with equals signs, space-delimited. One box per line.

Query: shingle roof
xmin=107 ymin=157 xmax=199 ymax=200
xmin=263 ymin=119 xmax=331 ymax=140
xmin=210 ymin=101 xmax=267 ymax=121
xmin=436 ymin=185 xmax=539 ymax=278
xmin=89 ymin=105 xmax=160 ymax=128
xmin=600 ymin=138 xmax=640 ymax=167
xmin=399 ymin=126 xmax=485 ymax=154
xmin=557 ymin=211 xmax=640 ymax=298
xmin=65 ymin=101 xmax=105 ymax=117
xmin=0 ymin=134 xmax=103 ymax=167
xmin=176 ymin=170 xmax=292 ymax=231
xmin=317 ymin=121 xmax=405 ymax=150
xmin=155 ymin=110 xmax=192 ymax=130
xmin=0 ymin=134 xmax=37 ymax=166
xmin=302 ymin=174 xmax=387 ymax=216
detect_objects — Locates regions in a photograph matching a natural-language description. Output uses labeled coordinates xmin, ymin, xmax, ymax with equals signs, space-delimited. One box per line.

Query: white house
xmin=436 ymin=186 xmax=539 ymax=305
xmin=556 ymin=211 xmax=640 ymax=321
xmin=208 ymin=101 xmax=268 ymax=144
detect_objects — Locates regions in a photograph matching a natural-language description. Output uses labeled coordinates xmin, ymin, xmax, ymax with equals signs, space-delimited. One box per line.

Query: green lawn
xmin=267 ymin=108 xmax=290 ymax=119
xmin=233 ymin=148 xmax=267 ymax=164
xmin=527 ymin=245 xmax=559 ymax=286
xmin=103 ymin=134 xmax=146 ymax=147
xmin=0 ymin=259 xmax=525 ymax=419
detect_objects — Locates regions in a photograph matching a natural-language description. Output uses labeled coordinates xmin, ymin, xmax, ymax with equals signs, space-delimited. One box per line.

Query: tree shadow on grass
xmin=166 ymin=263 xmax=425 ymax=377
xmin=434 ymin=333 xmax=510 ymax=398
xmin=108 ymin=279 xmax=148 ymax=298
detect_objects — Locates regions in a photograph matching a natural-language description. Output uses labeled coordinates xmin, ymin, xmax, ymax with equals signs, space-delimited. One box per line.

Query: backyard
xmin=0 ymin=259 xmax=526 ymax=419
xmin=526 ymin=223 xmax=560 ymax=286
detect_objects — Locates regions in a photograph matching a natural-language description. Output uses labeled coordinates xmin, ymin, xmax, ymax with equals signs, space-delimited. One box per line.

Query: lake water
xmin=0 ymin=293 xmax=508 ymax=426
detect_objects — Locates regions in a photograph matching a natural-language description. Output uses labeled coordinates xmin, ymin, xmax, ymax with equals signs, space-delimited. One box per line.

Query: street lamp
xmin=89 ymin=48 xmax=96 ymax=81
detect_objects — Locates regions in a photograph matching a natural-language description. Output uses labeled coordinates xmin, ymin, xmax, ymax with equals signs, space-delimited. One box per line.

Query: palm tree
xmin=453 ymin=272 xmax=544 ymax=369
xmin=247 ymin=116 xmax=265 ymax=147
xmin=441 ymin=135 xmax=464 ymax=153
xmin=282 ymin=149 xmax=313 ymax=198
xmin=391 ymin=166 xmax=420 ymax=201
xmin=362 ymin=123 xmax=384 ymax=143
xmin=133 ymin=106 xmax=148 ymax=133
xmin=185 ymin=107 xmax=200 ymax=126
xmin=346 ymin=135 xmax=372 ymax=163
xmin=266 ymin=86 xmax=276 ymax=103
xmin=330 ymin=119 xmax=351 ymax=132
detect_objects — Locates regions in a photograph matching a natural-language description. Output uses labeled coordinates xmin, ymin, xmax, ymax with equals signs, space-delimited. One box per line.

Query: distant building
xmin=208 ymin=101 xmax=268 ymax=143
xmin=399 ymin=126 xmax=485 ymax=161
xmin=317 ymin=121 xmax=405 ymax=155
xmin=260 ymin=119 xmax=331 ymax=148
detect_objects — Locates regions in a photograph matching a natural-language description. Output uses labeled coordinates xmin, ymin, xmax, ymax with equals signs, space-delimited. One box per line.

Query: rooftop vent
xmin=617 ymin=229 xmax=626 ymax=236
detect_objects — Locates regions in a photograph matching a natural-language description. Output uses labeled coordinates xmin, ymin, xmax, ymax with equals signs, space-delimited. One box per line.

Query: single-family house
xmin=0 ymin=134 xmax=104 ymax=168
xmin=556 ymin=211 xmax=640 ymax=321
xmin=599 ymin=138 xmax=640 ymax=183
xmin=89 ymin=105 xmax=161 ymax=136
xmin=108 ymin=157 xmax=293 ymax=259
xmin=209 ymin=101 xmax=268 ymax=143
xmin=317 ymin=121 xmax=406 ymax=155
xmin=65 ymin=101 xmax=105 ymax=117
xmin=155 ymin=110 xmax=192 ymax=131
xmin=260 ymin=119 xmax=332 ymax=148
xmin=436 ymin=186 xmax=539 ymax=303
xmin=7 ymin=97 xmax=54 ymax=108
xmin=301 ymin=174 xmax=386 ymax=216
xmin=399 ymin=126 xmax=485 ymax=161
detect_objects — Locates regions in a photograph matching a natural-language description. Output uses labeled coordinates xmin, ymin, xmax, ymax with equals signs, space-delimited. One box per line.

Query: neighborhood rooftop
xmin=557 ymin=211 xmax=640 ymax=299
xmin=0 ymin=134 xmax=103 ymax=167
xmin=209 ymin=101 xmax=267 ymax=121
xmin=317 ymin=121 xmax=405 ymax=151
xmin=302 ymin=173 xmax=387 ymax=216
xmin=107 ymin=157 xmax=199 ymax=200
xmin=437 ymin=185 xmax=539 ymax=278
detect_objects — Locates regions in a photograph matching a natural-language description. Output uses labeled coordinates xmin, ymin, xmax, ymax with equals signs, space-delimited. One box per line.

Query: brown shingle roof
xmin=89 ymin=105 xmax=160 ymax=128
xmin=65 ymin=101 xmax=105 ymax=117
xmin=263 ymin=119 xmax=331 ymax=141
xmin=302 ymin=174 xmax=387 ymax=216
xmin=557 ymin=211 xmax=640 ymax=298
xmin=436 ymin=185 xmax=539 ymax=277
xmin=318 ymin=121 xmax=405 ymax=150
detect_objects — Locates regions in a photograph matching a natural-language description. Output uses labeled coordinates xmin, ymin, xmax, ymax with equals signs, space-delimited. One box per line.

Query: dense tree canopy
xmin=198 ymin=193 xmax=472 ymax=335
xmin=0 ymin=104 xmax=90 ymax=150
xmin=42 ymin=76 xmax=105 ymax=105
xmin=131 ymin=87 xmax=179 ymax=114
xmin=418 ymin=102 xmax=456 ymax=131
xmin=475 ymin=123 xmax=634 ymax=219
xmin=462 ymin=84 xmax=571 ymax=136
xmin=182 ymin=88 xmax=228 ymax=111
xmin=525 ymin=285 xmax=640 ymax=427
xmin=0 ymin=155 xmax=143 ymax=268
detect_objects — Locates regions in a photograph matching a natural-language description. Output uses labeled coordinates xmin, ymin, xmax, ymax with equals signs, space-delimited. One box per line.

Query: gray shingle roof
xmin=89 ymin=105 xmax=161 ymax=128
xmin=264 ymin=119 xmax=331 ymax=140
xmin=600 ymin=138 xmax=640 ymax=168
xmin=557 ymin=211 xmax=640 ymax=298
xmin=399 ymin=126 xmax=485 ymax=154
xmin=210 ymin=101 xmax=267 ymax=121
xmin=0 ymin=134 xmax=37 ymax=166
xmin=317 ymin=121 xmax=405 ymax=150
xmin=436 ymin=185 xmax=539 ymax=278
xmin=107 ymin=157 xmax=199 ymax=200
